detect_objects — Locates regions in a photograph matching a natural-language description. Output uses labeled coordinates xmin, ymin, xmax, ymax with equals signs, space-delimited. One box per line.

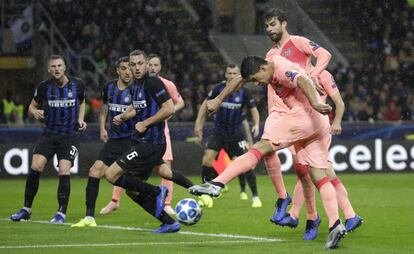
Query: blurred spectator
xmin=2 ymin=90 xmax=15 ymax=124
xmin=381 ymin=101 xmax=402 ymax=121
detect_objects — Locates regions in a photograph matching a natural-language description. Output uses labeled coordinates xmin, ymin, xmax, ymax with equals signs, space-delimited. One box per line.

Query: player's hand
xmin=78 ymin=120 xmax=87 ymax=131
xmin=194 ymin=128 xmax=203 ymax=144
xmin=135 ymin=121 xmax=147 ymax=133
xmin=311 ymin=76 xmax=325 ymax=96
xmin=113 ymin=114 xmax=123 ymax=126
xmin=331 ymin=122 xmax=342 ymax=135
xmin=100 ymin=129 xmax=108 ymax=142
xmin=206 ymin=98 xmax=221 ymax=116
xmin=33 ymin=109 xmax=44 ymax=120
xmin=251 ymin=124 xmax=260 ymax=138
xmin=312 ymin=103 xmax=332 ymax=115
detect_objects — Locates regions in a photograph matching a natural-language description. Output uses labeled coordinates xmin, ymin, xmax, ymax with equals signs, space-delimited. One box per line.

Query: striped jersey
xmin=102 ymin=80 xmax=135 ymax=139
xmin=208 ymin=81 xmax=256 ymax=137
xmin=33 ymin=76 xmax=85 ymax=135
xmin=130 ymin=75 xmax=171 ymax=144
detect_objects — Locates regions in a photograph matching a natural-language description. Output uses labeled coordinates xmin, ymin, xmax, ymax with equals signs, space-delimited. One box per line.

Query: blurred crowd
xmin=335 ymin=0 xmax=414 ymax=121
xmin=43 ymin=0 xmax=221 ymax=122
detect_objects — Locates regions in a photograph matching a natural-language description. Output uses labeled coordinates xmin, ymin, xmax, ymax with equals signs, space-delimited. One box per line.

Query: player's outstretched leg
xmin=189 ymin=181 xmax=223 ymax=197
xmin=190 ymin=147 xmax=267 ymax=197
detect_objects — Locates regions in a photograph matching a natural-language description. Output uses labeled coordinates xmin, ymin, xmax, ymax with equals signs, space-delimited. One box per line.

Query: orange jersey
xmin=267 ymin=55 xmax=316 ymax=110
xmin=160 ymin=76 xmax=182 ymax=104
xmin=266 ymin=35 xmax=331 ymax=78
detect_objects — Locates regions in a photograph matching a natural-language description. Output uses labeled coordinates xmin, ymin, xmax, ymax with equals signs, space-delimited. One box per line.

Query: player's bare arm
xmin=114 ymin=105 xmax=136 ymax=125
xmin=174 ymin=96 xmax=185 ymax=112
xmin=250 ymin=107 xmax=260 ymax=138
xmin=99 ymin=103 xmax=109 ymax=142
xmin=296 ymin=76 xmax=331 ymax=115
xmin=206 ymin=76 xmax=244 ymax=114
xmin=329 ymin=92 xmax=345 ymax=135
xmin=194 ymin=99 xmax=208 ymax=143
xmin=28 ymin=99 xmax=44 ymax=120
xmin=136 ymin=99 xmax=174 ymax=133
xmin=78 ymin=99 xmax=87 ymax=131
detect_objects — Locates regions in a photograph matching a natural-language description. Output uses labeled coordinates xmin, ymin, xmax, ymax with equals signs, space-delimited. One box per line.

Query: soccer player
xmin=10 ymin=55 xmax=87 ymax=224
xmin=277 ymin=70 xmax=362 ymax=232
xmin=71 ymin=56 xmax=135 ymax=227
xmin=104 ymin=50 xmax=188 ymax=233
xmin=194 ymin=64 xmax=261 ymax=208
xmin=100 ymin=54 xmax=185 ymax=216
xmin=263 ymin=8 xmax=363 ymax=235
xmin=189 ymin=55 xmax=347 ymax=249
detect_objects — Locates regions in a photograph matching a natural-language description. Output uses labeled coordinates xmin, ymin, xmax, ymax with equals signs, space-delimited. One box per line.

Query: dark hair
xmin=263 ymin=8 xmax=287 ymax=23
xmin=226 ymin=63 xmax=238 ymax=69
xmin=129 ymin=49 xmax=147 ymax=59
xmin=48 ymin=54 xmax=66 ymax=64
xmin=148 ymin=53 xmax=161 ymax=64
xmin=115 ymin=56 xmax=129 ymax=68
xmin=240 ymin=56 xmax=267 ymax=80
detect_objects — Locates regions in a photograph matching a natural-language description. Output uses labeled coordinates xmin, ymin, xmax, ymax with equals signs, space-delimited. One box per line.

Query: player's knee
xmin=294 ymin=163 xmax=309 ymax=179
xmin=89 ymin=161 xmax=105 ymax=178
xmin=202 ymin=155 xmax=214 ymax=167
xmin=31 ymin=160 xmax=45 ymax=172
xmin=104 ymin=167 xmax=117 ymax=183
xmin=315 ymin=177 xmax=330 ymax=191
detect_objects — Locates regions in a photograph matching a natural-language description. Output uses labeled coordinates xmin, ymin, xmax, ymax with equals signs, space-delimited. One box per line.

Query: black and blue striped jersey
xmin=130 ymin=75 xmax=171 ymax=144
xmin=102 ymin=80 xmax=135 ymax=139
xmin=208 ymin=81 xmax=256 ymax=137
xmin=33 ymin=76 xmax=85 ymax=135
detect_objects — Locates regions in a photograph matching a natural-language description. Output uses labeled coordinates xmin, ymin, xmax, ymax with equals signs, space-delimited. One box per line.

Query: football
xmin=175 ymin=198 xmax=203 ymax=225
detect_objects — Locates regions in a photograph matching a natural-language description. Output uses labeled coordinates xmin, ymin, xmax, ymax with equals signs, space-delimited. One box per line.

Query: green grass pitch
xmin=1 ymin=174 xmax=413 ymax=254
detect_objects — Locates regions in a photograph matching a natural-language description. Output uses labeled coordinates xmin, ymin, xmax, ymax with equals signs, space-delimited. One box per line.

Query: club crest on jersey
xmin=234 ymin=96 xmax=240 ymax=102
xmin=285 ymin=71 xmax=298 ymax=81
xmin=309 ymin=41 xmax=320 ymax=51
xmin=124 ymin=96 xmax=130 ymax=103
xmin=283 ymin=48 xmax=291 ymax=57
xmin=68 ymin=91 xmax=73 ymax=98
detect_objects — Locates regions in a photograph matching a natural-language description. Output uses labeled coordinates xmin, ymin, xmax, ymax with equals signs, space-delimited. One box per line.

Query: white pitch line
xmin=1 ymin=218 xmax=284 ymax=243
xmin=0 ymin=240 xmax=273 ymax=249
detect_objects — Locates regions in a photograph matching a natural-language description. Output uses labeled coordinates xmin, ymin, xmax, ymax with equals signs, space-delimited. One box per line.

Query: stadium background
xmin=0 ymin=0 xmax=413 ymax=176
xmin=1 ymin=1 xmax=414 ymax=253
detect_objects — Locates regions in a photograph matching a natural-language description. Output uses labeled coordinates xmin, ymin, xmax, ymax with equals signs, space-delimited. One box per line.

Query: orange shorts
xmin=262 ymin=108 xmax=330 ymax=168
xmin=162 ymin=124 xmax=173 ymax=161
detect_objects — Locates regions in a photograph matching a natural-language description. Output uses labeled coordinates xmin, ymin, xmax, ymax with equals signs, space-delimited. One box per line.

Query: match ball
xmin=175 ymin=198 xmax=202 ymax=225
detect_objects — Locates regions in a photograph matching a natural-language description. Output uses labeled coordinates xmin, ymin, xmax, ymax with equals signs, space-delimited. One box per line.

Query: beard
xmin=271 ymin=32 xmax=282 ymax=43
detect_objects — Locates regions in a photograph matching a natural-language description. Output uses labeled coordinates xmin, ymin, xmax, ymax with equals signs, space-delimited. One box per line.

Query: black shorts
xmin=33 ymin=133 xmax=79 ymax=166
xmin=98 ymin=138 xmax=135 ymax=166
xmin=116 ymin=141 xmax=166 ymax=180
xmin=206 ymin=133 xmax=248 ymax=158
